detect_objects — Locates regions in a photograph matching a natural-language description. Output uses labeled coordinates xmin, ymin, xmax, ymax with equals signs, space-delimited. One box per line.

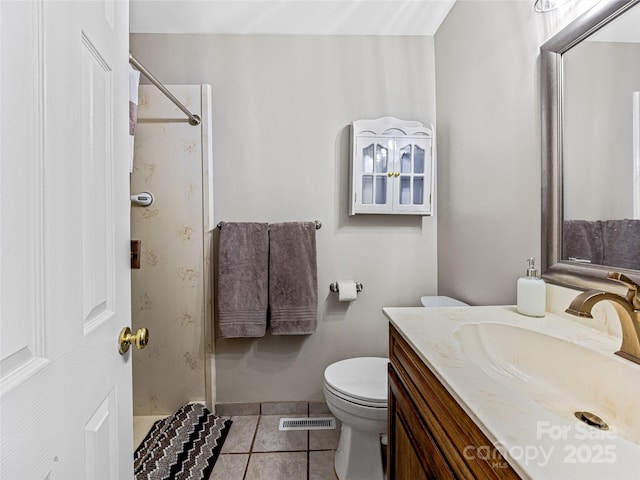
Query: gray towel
xmin=268 ymin=222 xmax=318 ymax=335
xmin=217 ymin=222 xmax=269 ymax=338
xmin=562 ymin=220 xmax=604 ymax=264
xmin=602 ymin=219 xmax=640 ymax=270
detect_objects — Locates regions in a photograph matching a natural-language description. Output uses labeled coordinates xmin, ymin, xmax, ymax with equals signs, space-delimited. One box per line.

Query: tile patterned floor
xmin=209 ymin=402 xmax=340 ymax=480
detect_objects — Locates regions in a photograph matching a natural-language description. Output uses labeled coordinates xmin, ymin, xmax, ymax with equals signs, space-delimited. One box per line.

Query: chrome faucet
xmin=566 ymin=272 xmax=640 ymax=365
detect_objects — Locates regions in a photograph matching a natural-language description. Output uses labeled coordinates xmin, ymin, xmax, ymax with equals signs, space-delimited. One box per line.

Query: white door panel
xmin=1 ymin=1 xmax=133 ymax=478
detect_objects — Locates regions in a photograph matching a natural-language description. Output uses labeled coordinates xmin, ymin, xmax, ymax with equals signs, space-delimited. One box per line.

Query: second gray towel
xmin=563 ymin=220 xmax=603 ymax=264
xmin=602 ymin=219 xmax=640 ymax=270
xmin=217 ymin=222 xmax=269 ymax=338
xmin=269 ymin=222 xmax=318 ymax=335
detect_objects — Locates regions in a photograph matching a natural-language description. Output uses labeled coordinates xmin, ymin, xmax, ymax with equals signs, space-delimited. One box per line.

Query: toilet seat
xmin=323 ymin=382 xmax=387 ymax=408
xmin=323 ymin=357 xmax=388 ymax=407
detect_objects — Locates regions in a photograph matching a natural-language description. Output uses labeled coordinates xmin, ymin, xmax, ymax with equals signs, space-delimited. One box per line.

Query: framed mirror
xmin=541 ymin=0 xmax=640 ymax=290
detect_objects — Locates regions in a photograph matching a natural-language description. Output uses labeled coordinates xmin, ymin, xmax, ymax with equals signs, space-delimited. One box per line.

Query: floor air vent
xmin=278 ymin=417 xmax=336 ymax=431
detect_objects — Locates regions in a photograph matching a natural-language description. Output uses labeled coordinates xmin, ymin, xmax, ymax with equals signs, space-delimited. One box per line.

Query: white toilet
xmin=419 ymin=295 xmax=469 ymax=308
xmin=323 ymin=295 xmax=468 ymax=480
xmin=323 ymin=357 xmax=388 ymax=480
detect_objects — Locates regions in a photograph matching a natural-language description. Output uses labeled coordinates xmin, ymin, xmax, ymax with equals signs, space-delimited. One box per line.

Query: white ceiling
xmin=129 ymin=0 xmax=457 ymax=35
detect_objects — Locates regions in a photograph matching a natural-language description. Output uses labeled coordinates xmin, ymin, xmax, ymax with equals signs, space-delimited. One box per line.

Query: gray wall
xmin=130 ymin=34 xmax=438 ymax=402
xmin=434 ymin=0 xmax=591 ymax=305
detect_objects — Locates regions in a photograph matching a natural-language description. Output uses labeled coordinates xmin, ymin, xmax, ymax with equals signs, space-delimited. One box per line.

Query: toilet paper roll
xmin=337 ymin=280 xmax=358 ymax=302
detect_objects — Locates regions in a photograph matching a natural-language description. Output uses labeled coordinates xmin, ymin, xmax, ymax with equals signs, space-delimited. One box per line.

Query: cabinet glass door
xmin=356 ymin=137 xmax=394 ymax=212
xmin=393 ymin=138 xmax=432 ymax=213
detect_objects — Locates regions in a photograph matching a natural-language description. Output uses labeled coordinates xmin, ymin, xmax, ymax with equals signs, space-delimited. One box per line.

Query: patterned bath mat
xmin=134 ymin=403 xmax=232 ymax=480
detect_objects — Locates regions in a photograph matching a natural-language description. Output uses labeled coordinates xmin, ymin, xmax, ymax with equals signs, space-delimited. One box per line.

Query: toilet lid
xmin=324 ymin=357 xmax=388 ymax=405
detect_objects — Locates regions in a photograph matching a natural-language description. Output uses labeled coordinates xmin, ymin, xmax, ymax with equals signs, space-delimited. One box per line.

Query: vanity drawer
xmin=388 ymin=325 xmax=520 ymax=480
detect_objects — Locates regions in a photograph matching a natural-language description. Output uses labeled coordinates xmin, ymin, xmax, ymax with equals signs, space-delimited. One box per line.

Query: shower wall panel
xmin=130 ymin=85 xmax=214 ymax=415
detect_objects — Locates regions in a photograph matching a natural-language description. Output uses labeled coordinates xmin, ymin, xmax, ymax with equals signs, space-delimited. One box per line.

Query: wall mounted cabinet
xmin=350 ymin=117 xmax=435 ymax=215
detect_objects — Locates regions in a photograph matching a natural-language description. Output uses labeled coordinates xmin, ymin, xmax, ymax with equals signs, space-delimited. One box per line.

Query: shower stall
xmin=129 ymin=82 xmax=215 ymax=440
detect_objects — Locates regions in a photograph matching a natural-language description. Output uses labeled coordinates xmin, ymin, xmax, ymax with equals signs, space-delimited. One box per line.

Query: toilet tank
xmin=420 ymin=295 xmax=468 ymax=307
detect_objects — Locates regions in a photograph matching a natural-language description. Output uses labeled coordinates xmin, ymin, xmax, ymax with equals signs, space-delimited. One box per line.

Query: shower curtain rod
xmin=129 ymin=53 xmax=201 ymax=126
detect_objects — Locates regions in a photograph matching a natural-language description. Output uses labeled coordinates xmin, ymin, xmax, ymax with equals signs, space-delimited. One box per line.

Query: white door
xmin=1 ymin=1 xmax=133 ymax=479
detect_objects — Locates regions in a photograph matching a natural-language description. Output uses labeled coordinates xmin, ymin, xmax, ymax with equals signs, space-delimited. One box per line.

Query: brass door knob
xmin=394 ymin=171 xmax=400 ymax=177
xmin=387 ymin=171 xmax=393 ymax=177
xmin=118 ymin=326 xmax=149 ymax=354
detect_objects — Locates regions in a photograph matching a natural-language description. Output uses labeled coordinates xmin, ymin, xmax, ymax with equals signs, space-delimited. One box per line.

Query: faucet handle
xmin=607 ymin=272 xmax=640 ymax=310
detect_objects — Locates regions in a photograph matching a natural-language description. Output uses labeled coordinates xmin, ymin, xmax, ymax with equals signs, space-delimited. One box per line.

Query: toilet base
xmin=334 ymin=424 xmax=384 ymax=480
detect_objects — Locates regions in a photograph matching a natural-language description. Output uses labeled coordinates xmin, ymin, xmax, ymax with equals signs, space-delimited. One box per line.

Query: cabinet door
xmin=392 ymin=137 xmax=433 ymax=214
xmin=388 ymin=365 xmax=455 ymax=480
xmin=394 ymin=414 xmax=430 ymax=480
xmin=353 ymin=136 xmax=395 ymax=213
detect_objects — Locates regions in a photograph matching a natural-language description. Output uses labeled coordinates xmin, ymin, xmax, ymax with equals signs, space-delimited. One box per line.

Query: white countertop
xmin=384 ymin=305 xmax=640 ymax=480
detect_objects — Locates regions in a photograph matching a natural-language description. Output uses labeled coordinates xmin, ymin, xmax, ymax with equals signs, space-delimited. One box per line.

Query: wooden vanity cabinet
xmin=388 ymin=325 xmax=521 ymax=480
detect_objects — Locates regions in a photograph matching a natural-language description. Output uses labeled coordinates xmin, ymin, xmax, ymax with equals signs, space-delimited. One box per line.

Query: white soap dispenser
xmin=516 ymin=258 xmax=546 ymax=317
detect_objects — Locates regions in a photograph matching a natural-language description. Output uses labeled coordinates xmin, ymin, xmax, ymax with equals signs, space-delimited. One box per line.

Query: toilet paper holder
xmin=329 ymin=282 xmax=363 ymax=294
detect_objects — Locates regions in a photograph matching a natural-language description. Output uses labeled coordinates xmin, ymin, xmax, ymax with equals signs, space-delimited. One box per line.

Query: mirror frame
xmin=541 ymin=0 xmax=640 ymax=290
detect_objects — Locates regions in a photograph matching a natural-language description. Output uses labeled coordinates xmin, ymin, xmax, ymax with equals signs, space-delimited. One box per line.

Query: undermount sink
xmin=454 ymin=322 xmax=640 ymax=445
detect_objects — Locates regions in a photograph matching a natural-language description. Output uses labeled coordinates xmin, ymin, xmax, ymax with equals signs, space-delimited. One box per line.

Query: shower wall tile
xmin=131 ymin=85 xmax=212 ymax=415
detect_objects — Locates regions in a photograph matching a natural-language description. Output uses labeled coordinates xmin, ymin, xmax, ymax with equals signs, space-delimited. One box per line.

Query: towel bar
xmin=216 ymin=220 xmax=322 ymax=230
